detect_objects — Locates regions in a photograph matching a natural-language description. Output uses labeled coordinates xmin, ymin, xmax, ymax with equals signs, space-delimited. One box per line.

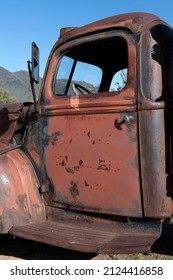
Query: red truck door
xmin=41 ymin=30 xmax=142 ymax=217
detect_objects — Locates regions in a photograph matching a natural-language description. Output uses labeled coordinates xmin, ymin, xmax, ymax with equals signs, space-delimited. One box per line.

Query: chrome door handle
xmin=122 ymin=112 xmax=134 ymax=123
xmin=114 ymin=112 xmax=134 ymax=130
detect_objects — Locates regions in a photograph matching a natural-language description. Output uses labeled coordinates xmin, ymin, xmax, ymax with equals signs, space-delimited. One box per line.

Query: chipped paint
xmin=46 ymin=131 xmax=63 ymax=146
xmin=0 ymin=145 xmax=45 ymax=233
xmin=45 ymin=111 xmax=142 ymax=217
xmin=69 ymin=182 xmax=79 ymax=199
xmin=70 ymin=96 xmax=80 ymax=110
xmin=65 ymin=167 xmax=74 ymax=174
xmin=1 ymin=12 xmax=172 ymax=254
xmin=97 ymin=159 xmax=111 ymax=171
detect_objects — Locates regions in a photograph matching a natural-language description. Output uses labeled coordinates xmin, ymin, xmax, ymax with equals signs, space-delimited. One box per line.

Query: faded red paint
xmin=1 ymin=12 xmax=173 ymax=254
xmin=45 ymin=112 xmax=142 ymax=216
xmin=0 ymin=144 xmax=45 ymax=233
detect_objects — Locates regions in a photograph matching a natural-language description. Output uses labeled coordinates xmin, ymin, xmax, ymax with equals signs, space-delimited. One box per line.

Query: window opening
xmin=110 ymin=69 xmax=127 ymax=91
xmin=54 ymin=36 xmax=128 ymax=96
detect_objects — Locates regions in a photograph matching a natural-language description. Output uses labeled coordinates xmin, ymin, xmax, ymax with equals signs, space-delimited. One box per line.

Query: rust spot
xmin=114 ymin=167 xmax=120 ymax=172
xmin=97 ymin=165 xmax=110 ymax=171
xmin=84 ymin=180 xmax=90 ymax=187
xmin=92 ymin=140 xmax=96 ymax=145
xmin=60 ymin=159 xmax=66 ymax=166
xmin=65 ymin=167 xmax=74 ymax=174
xmin=97 ymin=159 xmax=111 ymax=171
xmin=87 ymin=131 xmax=91 ymax=138
xmin=73 ymin=166 xmax=80 ymax=171
xmin=65 ymin=156 xmax=68 ymax=161
xmin=16 ymin=194 xmax=28 ymax=210
xmin=46 ymin=131 xmax=63 ymax=145
xmin=69 ymin=182 xmax=79 ymax=198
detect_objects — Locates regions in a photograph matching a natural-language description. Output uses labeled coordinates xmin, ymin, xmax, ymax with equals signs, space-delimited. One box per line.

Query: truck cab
xmin=1 ymin=12 xmax=173 ymax=254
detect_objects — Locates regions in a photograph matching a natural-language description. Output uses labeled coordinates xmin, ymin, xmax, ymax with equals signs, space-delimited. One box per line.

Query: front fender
xmin=0 ymin=143 xmax=46 ymax=233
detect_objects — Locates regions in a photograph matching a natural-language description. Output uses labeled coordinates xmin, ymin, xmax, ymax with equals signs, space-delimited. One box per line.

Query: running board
xmin=9 ymin=209 xmax=161 ymax=254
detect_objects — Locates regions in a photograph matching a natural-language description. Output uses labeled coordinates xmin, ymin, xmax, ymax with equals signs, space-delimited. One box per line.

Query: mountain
xmin=0 ymin=66 xmax=97 ymax=102
xmin=0 ymin=67 xmax=41 ymax=102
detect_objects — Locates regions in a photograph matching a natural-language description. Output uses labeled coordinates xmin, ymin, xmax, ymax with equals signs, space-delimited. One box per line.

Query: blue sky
xmin=1 ymin=0 xmax=173 ymax=76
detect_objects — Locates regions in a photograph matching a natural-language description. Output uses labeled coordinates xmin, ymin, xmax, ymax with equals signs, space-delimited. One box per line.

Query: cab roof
xmin=59 ymin=12 xmax=169 ymax=42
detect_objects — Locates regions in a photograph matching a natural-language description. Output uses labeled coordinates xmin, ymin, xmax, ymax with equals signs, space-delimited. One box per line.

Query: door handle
xmin=122 ymin=112 xmax=134 ymax=123
xmin=114 ymin=112 xmax=134 ymax=130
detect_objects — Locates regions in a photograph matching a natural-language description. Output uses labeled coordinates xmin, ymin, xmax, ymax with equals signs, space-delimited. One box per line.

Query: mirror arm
xmin=27 ymin=60 xmax=38 ymax=113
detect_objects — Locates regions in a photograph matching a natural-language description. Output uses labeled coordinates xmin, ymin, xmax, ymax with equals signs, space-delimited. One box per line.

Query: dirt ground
xmin=0 ymin=223 xmax=173 ymax=260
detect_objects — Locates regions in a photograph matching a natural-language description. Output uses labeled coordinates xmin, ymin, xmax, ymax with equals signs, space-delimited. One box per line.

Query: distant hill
xmin=0 ymin=67 xmax=41 ymax=102
xmin=0 ymin=66 xmax=98 ymax=102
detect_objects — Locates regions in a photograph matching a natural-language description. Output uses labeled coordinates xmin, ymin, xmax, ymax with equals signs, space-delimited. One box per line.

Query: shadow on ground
xmin=151 ymin=223 xmax=173 ymax=256
xmin=0 ymin=235 xmax=96 ymax=260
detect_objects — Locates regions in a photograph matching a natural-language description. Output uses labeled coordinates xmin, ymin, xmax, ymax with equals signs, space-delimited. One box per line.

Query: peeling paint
xmin=97 ymin=164 xmax=111 ymax=171
xmin=1 ymin=12 xmax=170 ymax=254
xmin=70 ymin=96 xmax=80 ymax=110
xmin=97 ymin=159 xmax=111 ymax=171
xmin=65 ymin=167 xmax=74 ymax=174
xmin=73 ymin=166 xmax=80 ymax=171
xmin=84 ymin=180 xmax=90 ymax=187
xmin=46 ymin=131 xmax=63 ymax=146
xmin=60 ymin=159 xmax=66 ymax=166
xmin=69 ymin=182 xmax=79 ymax=199
xmin=0 ymin=147 xmax=45 ymax=233
xmin=79 ymin=160 xmax=83 ymax=166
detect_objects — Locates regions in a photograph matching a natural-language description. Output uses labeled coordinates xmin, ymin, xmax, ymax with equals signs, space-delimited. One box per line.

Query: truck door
xmin=41 ymin=30 xmax=142 ymax=217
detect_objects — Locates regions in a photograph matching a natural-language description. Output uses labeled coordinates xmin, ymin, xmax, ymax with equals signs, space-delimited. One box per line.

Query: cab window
xmin=54 ymin=36 xmax=128 ymax=96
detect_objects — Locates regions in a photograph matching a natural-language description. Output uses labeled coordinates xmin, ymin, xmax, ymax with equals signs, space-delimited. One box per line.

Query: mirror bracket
xmin=27 ymin=42 xmax=39 ymax=113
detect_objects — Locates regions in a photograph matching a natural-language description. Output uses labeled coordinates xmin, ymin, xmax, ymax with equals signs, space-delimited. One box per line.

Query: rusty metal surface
xmin=0 ymin=103 xmax=23 ymax=113
xmin=5 ymin=13 xmax=173 ymax=254
xmin=0 ymin=142 xmax=10 ymax=154
xmin=0 ymin=146 xmax=45 ymax=233
xmin=0 ymin=103 xmax=23 ymax=144
xmin=44 ymin=111 xmax=142 ymax=217
xmin=138 ymin=110 xmax=173 ymax=218
xmin=36 ymin=26 xmax=142 ymax=218
xmin=138 ymin=22 xmax=173 ymax=217
xmin=9 ymin=207 xmax=161 ymax=254
xmin=56 ymin=13 xmax=165 ymax=49
xmin=22 ymin=106 xmax=44 ymax=184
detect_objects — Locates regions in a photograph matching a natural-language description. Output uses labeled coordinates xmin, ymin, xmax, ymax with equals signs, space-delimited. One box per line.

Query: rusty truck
xmin=0 ymin=12 xmax=173 ymax=254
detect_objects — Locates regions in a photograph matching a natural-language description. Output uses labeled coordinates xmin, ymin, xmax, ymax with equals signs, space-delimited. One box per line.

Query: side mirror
xmin=31 ymin=42 xmax=39 ymax=84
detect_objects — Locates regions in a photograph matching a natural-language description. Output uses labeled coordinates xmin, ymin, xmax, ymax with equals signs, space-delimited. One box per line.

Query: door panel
xmin=41 ymin=30 xmax=141 ymax=217
xmin=44 ymin=110 xmax=142 ymax=217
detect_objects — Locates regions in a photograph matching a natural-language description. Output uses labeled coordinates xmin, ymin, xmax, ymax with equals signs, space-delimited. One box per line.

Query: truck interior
xmin=54 ymin=35 xmax=128 ymax=96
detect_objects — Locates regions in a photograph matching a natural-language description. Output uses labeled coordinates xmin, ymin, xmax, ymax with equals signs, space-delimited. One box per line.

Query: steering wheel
xmin=72 ymin=83 xmax=91 ymax=95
